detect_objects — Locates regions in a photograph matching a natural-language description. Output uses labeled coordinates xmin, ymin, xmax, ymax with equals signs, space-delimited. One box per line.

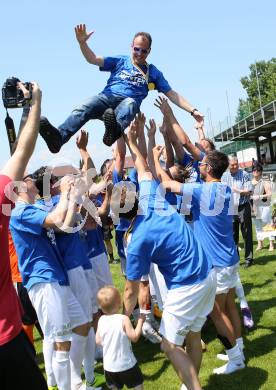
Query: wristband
xmin=191 ymin=108 xmax=198 ymax=116
xmin=140 ymin=309 xmax=151 ymax=315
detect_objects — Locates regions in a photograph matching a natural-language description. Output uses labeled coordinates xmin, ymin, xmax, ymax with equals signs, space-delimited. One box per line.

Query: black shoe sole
xmin=102 ymin=108 xmax=122 ymax=146
xmin=39 ymin=117 xmax=63 ymax=154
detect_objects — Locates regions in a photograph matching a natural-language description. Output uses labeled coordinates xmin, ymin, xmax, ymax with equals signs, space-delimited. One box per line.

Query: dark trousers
xmin=233 ymin=202 xmax=253 ymax=263
xmin=0 ymin=330 xmax=48 ymax=390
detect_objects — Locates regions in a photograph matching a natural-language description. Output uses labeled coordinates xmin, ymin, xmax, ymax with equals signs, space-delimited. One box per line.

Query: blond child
xmin=96 ymin=286 xmax=144 ymax=390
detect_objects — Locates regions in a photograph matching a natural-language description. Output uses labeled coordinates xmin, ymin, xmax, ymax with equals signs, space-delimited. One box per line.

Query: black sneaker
xmin=244 ymin=260 xmax=253 ymax=268
xmin=102 ymin=108 xmax=123 ymax=146
xmin=39 ymin=117 xmax=63 ymax=153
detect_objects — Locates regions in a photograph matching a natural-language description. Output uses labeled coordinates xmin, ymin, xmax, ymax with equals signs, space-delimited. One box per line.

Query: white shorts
xmin=149 ymin=263 xmax=168 ymax=311
xmin=141 ymin=264 xmax=168 ymax=311
xmin=84 ymin=268 xmax=99 ymax=314
xmin=89 ymin=252 xmax=113 ymax=289
xmin=68 ymin=266 xmax=92 ymax=320
xmin=29 ymin=282 xmax=88 ymax=342
xmin=159 ymin=270 xmax=217 ymax=346
xmin=215 ymin=263 xmax=239 ymax=295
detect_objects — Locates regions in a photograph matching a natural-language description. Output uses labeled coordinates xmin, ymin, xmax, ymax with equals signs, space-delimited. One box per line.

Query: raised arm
xmin=75 ymin=24 xmax=104 ymax=67
xmin=164 ymin=117 xmax=185 ymax=163
xmin=165 ymin=89 xmax=204 ymax=125
xmin=155 ymin=96 xmax=203 ymax=161
xmin=125 ymin=117 xmax=152 ymax=181
xmin=153 ymin=145 xmax=182 ymax=194
xmin=145 ymin=119 xmax=158 ymax=179
xmin=194 ymin=122 xmax=206 ymax=142
xmin=136 ymin=113 xmax=147 ymax=160
xmin=77 ymin=130 xmax=95 ymax=172
xmin=1 ymin=82 xmax=42 ymax=181
xmin=114 ymin=136 xmax=126 ymax=177
xmin=43 ymin=176 xmax=73 ymax=229
xmin=159 ymin=118 xmax=174 ymax=169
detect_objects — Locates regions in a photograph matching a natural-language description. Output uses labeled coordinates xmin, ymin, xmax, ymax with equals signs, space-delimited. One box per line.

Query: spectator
xmin=251 ymin=161 xmax=274 ymax=252
xmin=0 ymin=82 xmax=47 ymax=389
xmin=222 ymin=156 xmax=254 ymax=267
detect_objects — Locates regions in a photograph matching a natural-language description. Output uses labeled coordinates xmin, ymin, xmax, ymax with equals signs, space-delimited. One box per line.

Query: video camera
xmin=2 ymin=77 xmax=32 ymax=109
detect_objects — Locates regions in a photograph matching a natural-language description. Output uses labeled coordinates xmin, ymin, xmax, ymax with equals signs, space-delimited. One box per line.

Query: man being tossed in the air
xmin=40 ymin=24 xmax=203 ymax=152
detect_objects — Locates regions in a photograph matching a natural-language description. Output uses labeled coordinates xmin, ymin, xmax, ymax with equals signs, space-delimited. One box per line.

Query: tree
xmin=235 ymin=98 xmax=251 ymax=122
xmin=238 ymin=58 xmax=276 ymax=117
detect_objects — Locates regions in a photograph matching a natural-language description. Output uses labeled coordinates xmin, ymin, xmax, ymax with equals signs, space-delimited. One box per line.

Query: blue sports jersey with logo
xmin=10 ymin=202 xmax=69 ymax=291
xmin=126 ymin=180 xmax=211 ymax=289
xmin=181 ymin=182 xmax=239 ymax=267
xmin=100 ymin=56 xmax=171 ymax=106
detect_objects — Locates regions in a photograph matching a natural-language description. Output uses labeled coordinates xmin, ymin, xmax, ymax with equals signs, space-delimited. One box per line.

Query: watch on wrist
xmin=191 ymin=108 xmax=198 ymax=116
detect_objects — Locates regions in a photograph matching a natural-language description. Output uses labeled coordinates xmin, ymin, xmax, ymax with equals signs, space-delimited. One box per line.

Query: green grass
xmin=34 ymin=235 xmax=276 ymax=390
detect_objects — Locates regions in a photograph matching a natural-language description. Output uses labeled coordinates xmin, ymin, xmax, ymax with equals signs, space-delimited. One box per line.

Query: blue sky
xmin=0 ymin=0 xmax=275 ymax=172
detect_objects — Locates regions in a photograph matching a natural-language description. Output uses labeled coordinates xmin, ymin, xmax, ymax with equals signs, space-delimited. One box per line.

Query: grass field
xmin=35 ymin=235 xmax=276 ymax=390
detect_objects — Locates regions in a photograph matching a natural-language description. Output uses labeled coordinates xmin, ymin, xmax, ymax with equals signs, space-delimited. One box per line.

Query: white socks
xmin=70 ymin=333 xmax=88 ymax=390
xmin=235 ymin=275 xmax=248 ymax=309
xmin=43 ymin=340 xmax=56 ymax=387
xmin=217 ymin=337 xmax=245 ymax=362
xmin=214 ymin=344 xmax=245 ymax=374
xmin=52 ymin=350 xmax=71 ymax=390
xmin=83 ymin=328 xmax=96 ymax=385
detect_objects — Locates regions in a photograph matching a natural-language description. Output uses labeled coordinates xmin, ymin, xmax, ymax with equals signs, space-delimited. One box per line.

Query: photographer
xmin=0 ymin=81 xmax=47 ymax=389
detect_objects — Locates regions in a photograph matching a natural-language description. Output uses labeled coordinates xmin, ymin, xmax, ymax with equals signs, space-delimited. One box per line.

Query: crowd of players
xmin=1 ymin=25 xmax=274 ymax=390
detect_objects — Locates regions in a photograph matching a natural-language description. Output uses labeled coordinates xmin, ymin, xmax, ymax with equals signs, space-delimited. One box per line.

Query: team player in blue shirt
xmin=154 ymin=98 xmax=246 ymax=375
xmin=33 ymin=164 xmax=101 ymax=390
xmin=39 ymin=23 xmax=204 ymax=153
xmin=10 ymin=174 xmax=91 ymax=390
xmin=122 ymin=117 xmax=216 ymax=390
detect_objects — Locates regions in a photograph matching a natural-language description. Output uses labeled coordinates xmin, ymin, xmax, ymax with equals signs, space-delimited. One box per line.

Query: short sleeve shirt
xmin=101 ymin=55 xmax=171 ymax=106
xmin=0 ymin=175 xmax=22 ymax=346
xmin=180 ymin=182 xmax=239 ymax=267
xmin=126 ymin=180 xmax=211 ymax=289
xmin=10 ymin=202 xmax=69 ymax=291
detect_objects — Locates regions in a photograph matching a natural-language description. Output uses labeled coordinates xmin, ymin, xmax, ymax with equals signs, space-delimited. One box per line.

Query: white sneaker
xmin=180 ymin=384 xmax=188 ymax=390
xmin=85 ymin=381 xmax=102 ymax=390
xmin=213 ymin=360 xmax=245 ymax=375
xmin=142 ymin=321 xmax=162 ymax=344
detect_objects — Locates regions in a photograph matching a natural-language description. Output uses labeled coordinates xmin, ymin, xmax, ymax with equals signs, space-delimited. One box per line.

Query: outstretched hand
xmin=76 ymin=130 xmax=89 ymax=150
xmin=154 ymin=96 xmax=173 ymax=117
xmin=152 ymin=145 xmax=164 ymax=160
xmin=75 ymin=24 xmax=94 ymax=44
xmin=145 ymin=119 xmax=157 ymax=137
xmin=127 ymin=117 xmax=139 ymax=144
xmin=192 ymin=111 xmax=204 ymax=126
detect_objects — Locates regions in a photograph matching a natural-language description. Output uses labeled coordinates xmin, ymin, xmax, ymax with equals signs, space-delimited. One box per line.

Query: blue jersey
xmin=182 ymin=153 xmax=205 ymax=183
xmin=40 ymin=195 xmax=91 ymax=271
xmin=10 ymin=202 xmax=69 ymax=291
xmin=100 ymin=56 xmax=171 ymax=106
xmin=181 ymin=182 xmax=239 ymax=267
xmin=126 ymin=180 xmax=211 ymax=290
xmin=85 ymin=226 xmax=106 ymax=258
xmin=112 ymin=169 xmax=134 ymax=232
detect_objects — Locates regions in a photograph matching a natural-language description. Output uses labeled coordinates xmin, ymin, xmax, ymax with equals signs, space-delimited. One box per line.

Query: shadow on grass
xmin=205 ymin=367 xmax=268 ymax=390
xmin=251 ymin=253 xmax=276 ymax=266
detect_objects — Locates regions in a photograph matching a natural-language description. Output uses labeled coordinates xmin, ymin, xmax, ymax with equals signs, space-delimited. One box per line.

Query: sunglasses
xmin=133 ymin=46 xmax=149 ymax=55
xmin=198 ymin=161 xmax=212 ymax=168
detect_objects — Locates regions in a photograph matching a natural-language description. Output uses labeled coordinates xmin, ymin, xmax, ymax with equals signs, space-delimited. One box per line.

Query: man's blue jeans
xmin=58 ymin=93 xmax=139 ymax=143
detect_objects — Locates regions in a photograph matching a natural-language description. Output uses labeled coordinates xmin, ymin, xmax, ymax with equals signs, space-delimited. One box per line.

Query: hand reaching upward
xmin=75 ymin=24 xmax=94 ymax=44
xmin=145 ymin=119 xmax=157 ymax=138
